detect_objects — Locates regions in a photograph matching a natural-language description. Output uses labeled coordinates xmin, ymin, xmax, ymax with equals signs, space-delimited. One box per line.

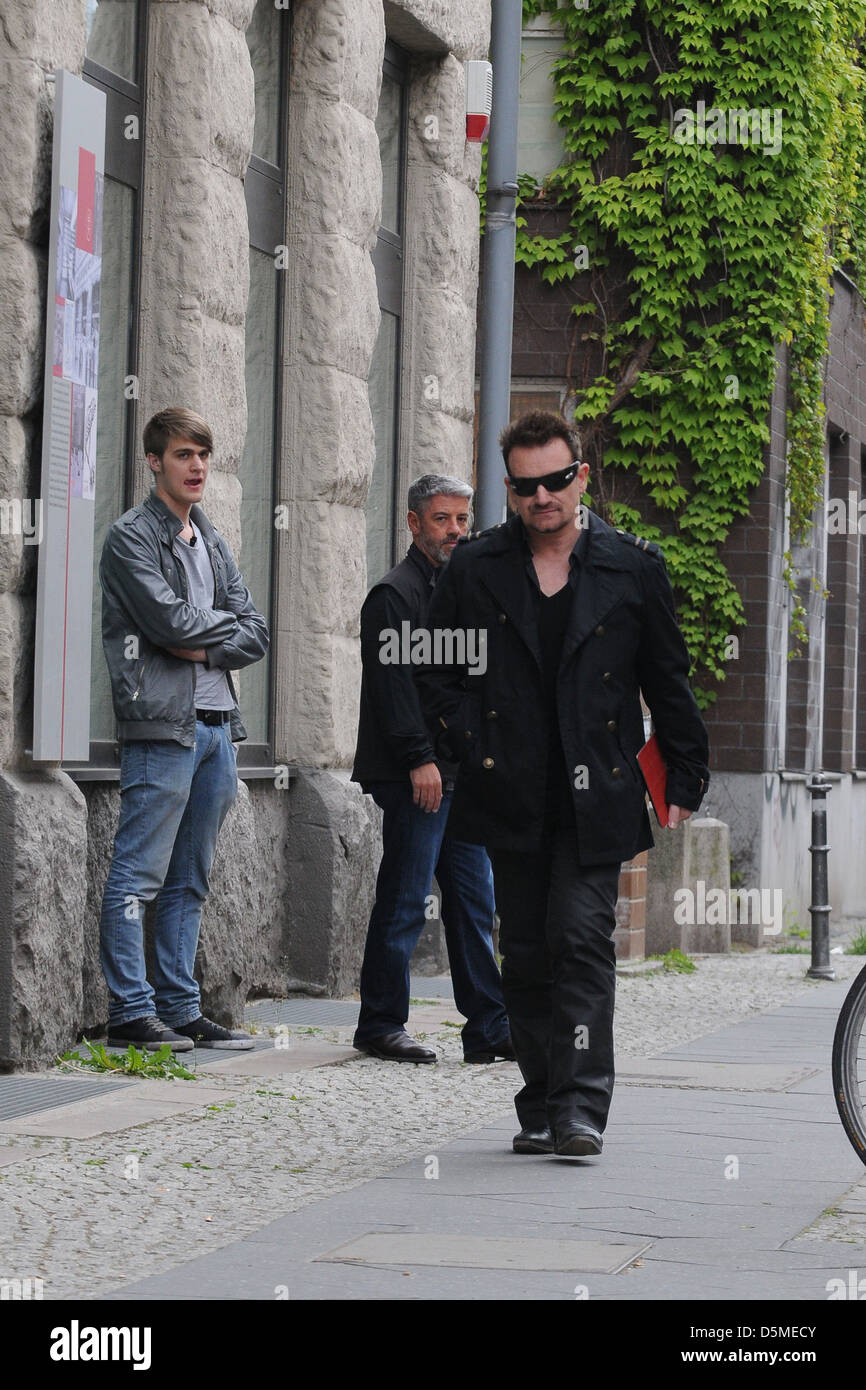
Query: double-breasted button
xmin=607 ymin=720 xmax=616 ymax=732
xmin=611 ymin=766 xmax=622 ymax=779
xmin=602 ymin=671 xmax=611 ymax=683
xmin=497 ymin=613 xmax=507 ymax=624
xmin=482 ymin=757 xmax=495 ymax=769
xmin=595 ymin=624 xmax=605 ymax=636
xmin=465 ymin=730 xmax=473 ymax=739
xmin=485 ymin=710 xmax=498 ymax=720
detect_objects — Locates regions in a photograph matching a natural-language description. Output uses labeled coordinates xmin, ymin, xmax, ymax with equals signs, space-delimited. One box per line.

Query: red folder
xmin=637 ymin=733 xmax=670 ymax=828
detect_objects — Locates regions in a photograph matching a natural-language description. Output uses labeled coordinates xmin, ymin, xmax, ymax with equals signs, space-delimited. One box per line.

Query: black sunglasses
xmin=506 ymin=461 xmax=581 ymax=498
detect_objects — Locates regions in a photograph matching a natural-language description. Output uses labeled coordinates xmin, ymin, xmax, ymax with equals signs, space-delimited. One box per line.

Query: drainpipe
xmin=475 ymin=0 xmax=523 ymax=531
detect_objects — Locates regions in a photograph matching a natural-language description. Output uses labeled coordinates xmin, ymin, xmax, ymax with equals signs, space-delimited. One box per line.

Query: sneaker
xmin=171 ymin=1015 xmax=255 ymax=1050
xmin=107 ymin=1016 xmax=195 ymax=1052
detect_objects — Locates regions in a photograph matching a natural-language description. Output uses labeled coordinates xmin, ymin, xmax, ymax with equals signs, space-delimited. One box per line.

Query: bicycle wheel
xmin=832 ymin=961 xmax=866 ymax=1163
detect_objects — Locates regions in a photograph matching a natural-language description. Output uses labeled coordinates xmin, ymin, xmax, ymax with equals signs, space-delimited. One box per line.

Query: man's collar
xmin=407 ymin=541 xmax=439 ymax=584
xmin=144 ymin=489 xmax=213 ymax=541
xmin=516 ymin=513 xmax=590 ymax=566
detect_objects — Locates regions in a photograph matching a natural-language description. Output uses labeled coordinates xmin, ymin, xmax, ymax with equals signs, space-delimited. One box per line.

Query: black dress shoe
xmin=464 ymin=1036 xmax=517 ymax=1063
xmin=554 ymin=1122 xmax=603 ymax=1157
xmin=513 ymin=1126 xmax=554 ymax=1154
xmin=353 ymin=1031 xmax=437 ymax=1063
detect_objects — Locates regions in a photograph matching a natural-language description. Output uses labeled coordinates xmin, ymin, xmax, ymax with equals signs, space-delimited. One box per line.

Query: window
xmin=518 ymin=17 xmax=566 ymax=182
xmin=239 ymin=0 xmax=290 ymax=768
xmin=70 ymin=0 xmax=147 ymax=775
xmin=367 ymin=42 xmax=408 ymax=583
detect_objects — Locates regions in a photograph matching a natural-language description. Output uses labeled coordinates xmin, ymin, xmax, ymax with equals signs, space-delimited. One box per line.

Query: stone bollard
xmin=645 ymin=815 xmax=731 ymax=956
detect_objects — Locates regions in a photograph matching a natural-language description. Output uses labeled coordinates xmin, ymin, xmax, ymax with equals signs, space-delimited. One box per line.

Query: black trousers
xmin=489 ymin=829 xmax=621 ymax=1134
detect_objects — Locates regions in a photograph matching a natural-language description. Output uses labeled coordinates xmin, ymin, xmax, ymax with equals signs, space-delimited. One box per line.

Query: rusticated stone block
xmin=294 ymin=235 xmax=381 ymax=379
xmin=384 ymin=0 xmax=491 ymax=61
xmin=0 ymin=0 xmax=85 ymax=71
xmin=143 ymin=159 xmax=249 ymax=327
xmin=291 ymin=93 xmax=382 ymax=249
xmin=280 ymin=365 xmax=373 ymax=507
xmin=200 ymin=0 xmax=258 ymax=34
xmin=198 ymin=316 xmax=247 ymax=469
xmin=0 ymin=58 xmax=53 ymax=241
xmin=149 ymin=3 xmax=254 ymax=179
xmin=140 ymin=304 xmax=205 ymax=428
xmin=408 ymin=53 xmax=478 ymax=184
xmin=412 ymin=407 xmax=475 ymax=478
xmin=290 ymin=0 xmax=385 ymax=120
xmin=199 ymin=467 xmax=242 ymax=560
xmin=0 ymin=416 xmax=38 ymax=600
xmin=0 ymin=236 xmax=44 ymax=418
xmin=414 ymin=293 xmax=477 ymax=418
xmin=277 ymin=499 xmax=366 ymax=637
xmin=282 ymin=768 xmax=380 ymax=996
xmin=0 ymin=593 xmax=35 ymax=769
xmin=410 ymin=172 xmax=481 ymax=307
xmin=276 ymin=623 xmax=362 ymax=768
xmin=0 ymin=769 xmax=87 ymax=1066
xmin=197 ymin=777 xmax=289 ymax=1024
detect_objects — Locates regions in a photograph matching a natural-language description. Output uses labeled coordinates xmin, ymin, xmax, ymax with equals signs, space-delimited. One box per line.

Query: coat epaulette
xmin=614 ymin=527 xmax=662 ymax=558
xmin=463 ymin=522 xmax=505 ymax=543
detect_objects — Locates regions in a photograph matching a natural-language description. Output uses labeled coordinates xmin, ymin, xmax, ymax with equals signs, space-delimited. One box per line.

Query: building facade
xmin=0 ymin=0 xmax=491 ymax=1065
xmin=503 ymin=13 xmax=866 ymax=938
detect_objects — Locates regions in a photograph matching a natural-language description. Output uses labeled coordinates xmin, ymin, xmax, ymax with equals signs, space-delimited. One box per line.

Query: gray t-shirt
xmin=173 ymin=522 xmax=234 ymax=711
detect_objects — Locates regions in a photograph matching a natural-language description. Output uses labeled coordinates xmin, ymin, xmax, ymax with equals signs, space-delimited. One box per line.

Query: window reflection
xmin=366 ymin=310 xmax=399 ymax=582
xmin=239 ymin=248 xmax=277 ymax=744
xmin=376 ymin=74 xmax=402 ymax=234
xmin=246 ymin=0 xmax=281 ymax=167
xmin=90 ymin=178 xmax=135 ymax=742
xmin=85 ymin=0 xmax=138 ymax=85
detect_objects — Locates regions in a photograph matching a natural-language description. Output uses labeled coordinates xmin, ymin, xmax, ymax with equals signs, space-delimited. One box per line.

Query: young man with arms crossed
xmin=99 ymin=407 xmax=269 ymax=1051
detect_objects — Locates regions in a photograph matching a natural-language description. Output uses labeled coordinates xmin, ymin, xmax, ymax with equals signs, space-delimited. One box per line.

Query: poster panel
xmin=33 ymin=71 xmax=106 ymax=760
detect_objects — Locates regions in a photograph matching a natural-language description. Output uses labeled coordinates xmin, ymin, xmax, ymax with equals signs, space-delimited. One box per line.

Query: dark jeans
xmin=489 ymin=829 xmax=621 ymax=1134
xmin=355 ymin=781 xmax=508 ymax=1055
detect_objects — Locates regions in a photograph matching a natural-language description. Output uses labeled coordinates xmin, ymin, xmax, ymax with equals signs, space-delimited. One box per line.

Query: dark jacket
xmin=100 ymin=490 xmax=269 ymax=747
xmin=416 ymin=509 xmax=709 ymax=863
xmin=352 ymin=544 xmax=455 ymax=786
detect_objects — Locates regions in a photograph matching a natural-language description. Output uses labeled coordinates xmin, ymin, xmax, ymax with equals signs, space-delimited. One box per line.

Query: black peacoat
xmin=416 ymin=508 xmax=710 ymax=864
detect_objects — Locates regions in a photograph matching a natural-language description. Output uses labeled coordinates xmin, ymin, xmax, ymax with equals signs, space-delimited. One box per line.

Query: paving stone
xmin=202 ymin=1045 xmax=360 ymax=1076
xmin=618 ymin=1060 xmax=819 ymax=1090
xmin=314 ymin=1232 xmax=651 ymax=1273
xmin=0 ymin=1082 xmax=227 ymax=1138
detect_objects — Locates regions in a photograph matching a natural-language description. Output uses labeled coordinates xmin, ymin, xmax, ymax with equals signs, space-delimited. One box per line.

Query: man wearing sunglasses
xmin=418 ymin=410 xmax=709 ymax=1158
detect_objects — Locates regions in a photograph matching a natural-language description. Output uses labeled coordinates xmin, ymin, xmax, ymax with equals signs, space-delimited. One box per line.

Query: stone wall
xmin=0 ymin=1 xmax=89 ymax=1065
xmin=0 ymin=0 xmax=493 ymax=1065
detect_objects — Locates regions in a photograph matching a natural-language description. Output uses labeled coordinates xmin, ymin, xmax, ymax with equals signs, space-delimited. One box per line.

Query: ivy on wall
xmin=512 ymin=0 xmax=866 ymax=703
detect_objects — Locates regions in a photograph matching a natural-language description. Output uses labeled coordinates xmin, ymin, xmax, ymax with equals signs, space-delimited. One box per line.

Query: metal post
xmin=806 ymin=773 xmax=834 ymax=979
xmin=476 ymin=0 xmax=523 ymax=532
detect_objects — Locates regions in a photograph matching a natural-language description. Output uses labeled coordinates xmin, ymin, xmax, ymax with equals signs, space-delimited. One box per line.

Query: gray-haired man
xmin=351 ymin=475 xmax=512 ymax=1063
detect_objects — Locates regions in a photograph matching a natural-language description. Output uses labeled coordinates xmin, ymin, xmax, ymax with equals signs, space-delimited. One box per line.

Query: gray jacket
xmin=100 ymin=490 xmax=269 ymax=746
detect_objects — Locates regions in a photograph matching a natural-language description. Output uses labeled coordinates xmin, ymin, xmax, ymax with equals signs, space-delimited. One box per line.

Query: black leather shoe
xmin=512 ymin=1126 xmax=554 ymax=1154
xmin=353 ymin=1031 xmax=437 ymax=1063
xmin=464 ymin=1036 xmax=517 ymax=1063
xmin=554 ymin=1122 xmax=603 ymax=1157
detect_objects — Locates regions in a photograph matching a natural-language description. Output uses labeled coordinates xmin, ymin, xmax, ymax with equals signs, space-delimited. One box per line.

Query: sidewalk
xmin=103 ymin=972 xmax=866 ymax=1301
xmin=3 ymin=953 xmax=866 ymax=1302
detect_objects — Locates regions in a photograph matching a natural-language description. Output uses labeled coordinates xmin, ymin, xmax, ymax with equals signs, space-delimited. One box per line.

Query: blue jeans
xmin=99 ymin=722 xmax=239 ymax=1027
xmin=354 ymin=781 xmax=508 ymax=1055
